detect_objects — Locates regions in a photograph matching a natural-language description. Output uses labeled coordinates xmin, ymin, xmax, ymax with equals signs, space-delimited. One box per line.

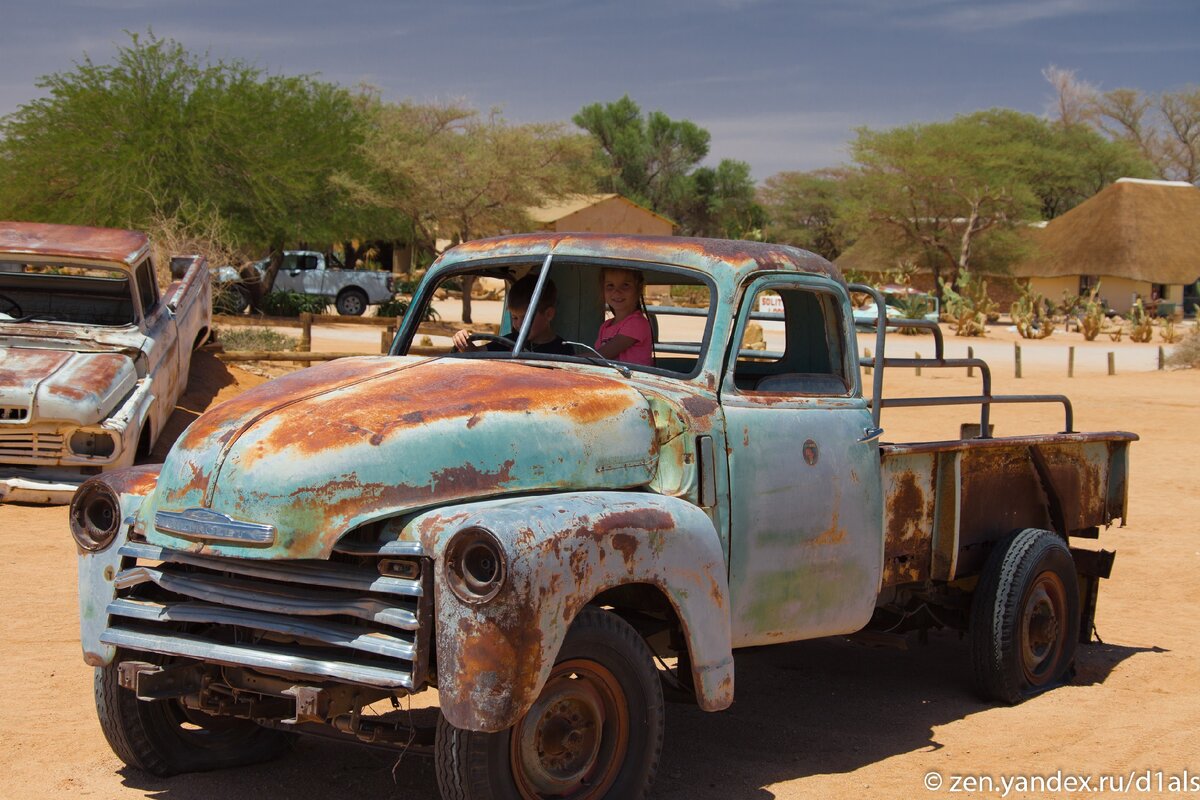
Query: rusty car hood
xmin=143 ymin=357 xmax=659 ymax=559
xmin=0 ymin=345 xmax=138 ymax=425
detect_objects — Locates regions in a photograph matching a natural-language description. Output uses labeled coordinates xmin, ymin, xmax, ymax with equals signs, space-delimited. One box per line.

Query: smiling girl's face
xmin=602 ymin=269 xmax=641 ymax=319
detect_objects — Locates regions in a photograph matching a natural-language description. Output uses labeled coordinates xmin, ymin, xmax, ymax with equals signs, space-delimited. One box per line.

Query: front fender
xmin=76 ymin=464 xmax=161 ymax=666
xmin=398 ymin=491 xmax=734 ymax=732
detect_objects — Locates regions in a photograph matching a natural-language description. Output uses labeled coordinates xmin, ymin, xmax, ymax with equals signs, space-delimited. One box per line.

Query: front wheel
xmin=335 ymin=288 xmax=368 ymax=316
xmin=95 ymin=652 xmax=292 ymax=776
xmin=435 ymin=607 xmax=664 ymax=800
xmin=970 ymin=528 xmax=1081 ymax=704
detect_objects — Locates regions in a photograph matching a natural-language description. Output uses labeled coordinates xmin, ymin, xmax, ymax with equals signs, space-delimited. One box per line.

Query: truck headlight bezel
xmin=70 ymin=479 xmax=122 ymax=552
xmin=444 ymin=526 xmax=507 ymax=604
xmin=68 ymin=428 xmax=118 ymax=459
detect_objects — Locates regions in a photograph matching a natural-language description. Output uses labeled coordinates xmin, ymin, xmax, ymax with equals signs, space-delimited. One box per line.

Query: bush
xmin=212 ymin=283 xmax=250 ymax=315
xmin=260 ymin=291 xmax=327 ymax=317
xmin=1166 ymin=326 xmax=1200 ymax=368
xmin=216 ymin=327 xmax=297 ymax=352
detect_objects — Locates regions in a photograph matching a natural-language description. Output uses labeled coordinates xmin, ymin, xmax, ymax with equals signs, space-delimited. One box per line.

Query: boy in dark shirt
xmin=451 ymin=275 xmax=573 ymax=355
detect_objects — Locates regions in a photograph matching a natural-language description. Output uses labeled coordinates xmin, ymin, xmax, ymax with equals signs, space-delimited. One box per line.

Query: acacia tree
xmin=758 ymin=169 xmax=854 ymax=260
xmin=0 ymin=32 xmax=364 ymax=296
xmin=848 ymin=113 xmax=1041 ymax=296
xmin=338 ymin=95 xmax=598 ymax=320
xmin=573 ymin=95 xmax=761 ymax=236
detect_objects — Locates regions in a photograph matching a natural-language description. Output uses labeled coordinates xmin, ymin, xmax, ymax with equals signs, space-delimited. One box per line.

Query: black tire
xmin=435 ymin=606 xmax=664 ymax=800
xmin=94 ymin=652 xmax=292 ymax=776
xmin=970 ymin=528 xmax=1080 ymax=704
xmin=335 ymin=288 xmax=368 ymax=316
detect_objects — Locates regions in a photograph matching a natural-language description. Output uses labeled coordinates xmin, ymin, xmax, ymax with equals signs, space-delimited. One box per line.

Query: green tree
xmin=848 ymin=113 xmax=1041 ymax=295
xmin=0 ymin=31 xmax=365 ymax=294
xmin=337 ymin=95 xmax=599 ymax=320
xmin=758 ymin=169 xmax=854 ymax=260
xmin=573 ymin=95 xmax=761 ymax=236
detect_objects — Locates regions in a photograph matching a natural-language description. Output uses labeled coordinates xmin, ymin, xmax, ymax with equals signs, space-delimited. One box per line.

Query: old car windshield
xmin=397 ymin=260 xmax=716 ymax=379
xmin=0 ymin=261 xmax=136 ymax=326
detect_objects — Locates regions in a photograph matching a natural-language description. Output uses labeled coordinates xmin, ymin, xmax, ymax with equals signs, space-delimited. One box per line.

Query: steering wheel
xmin=0 ymin=293 xmax=22 ymax=318
xmin=467 ymin=333 xmax=518 ymax=350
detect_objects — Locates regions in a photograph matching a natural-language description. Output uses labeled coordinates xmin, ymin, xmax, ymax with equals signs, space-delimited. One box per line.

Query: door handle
xmin=858 ymin=426 xmax=883 ymax=443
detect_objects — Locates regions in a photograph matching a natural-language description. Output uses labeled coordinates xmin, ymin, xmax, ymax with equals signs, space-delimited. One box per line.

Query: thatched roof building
xmin=1013 ymin=178 xmax=1200 ymax=284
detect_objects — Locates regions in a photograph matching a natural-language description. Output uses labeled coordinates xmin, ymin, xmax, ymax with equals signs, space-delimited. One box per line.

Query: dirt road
xmin=1 ymin=347 xmax=1197 ymax=799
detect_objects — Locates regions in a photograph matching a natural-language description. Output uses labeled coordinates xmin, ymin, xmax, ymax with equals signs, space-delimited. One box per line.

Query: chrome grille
xmin=0 ymin=430 xmax=64 ymax=457
xmin=103 ymin=540 xmax=432 ymax=691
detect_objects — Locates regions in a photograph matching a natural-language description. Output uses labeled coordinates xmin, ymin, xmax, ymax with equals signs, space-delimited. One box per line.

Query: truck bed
xmin=879 ymin=431 xmax=1136 ymax=587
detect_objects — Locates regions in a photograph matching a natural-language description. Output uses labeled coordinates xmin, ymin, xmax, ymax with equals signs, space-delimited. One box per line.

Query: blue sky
xmin=1 ymin=0 xmax=1196 ymax=180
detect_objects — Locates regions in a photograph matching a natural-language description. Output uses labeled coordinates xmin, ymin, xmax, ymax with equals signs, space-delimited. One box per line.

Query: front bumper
xmin=1 ymin=472 xmax=87 ymax=504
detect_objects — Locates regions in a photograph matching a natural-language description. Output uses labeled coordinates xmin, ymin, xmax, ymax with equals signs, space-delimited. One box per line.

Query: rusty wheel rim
xmin=1020 ymin=571 xmax=1067 ymax=685
xmin=510 ymin=658 xmax=629 ymax=799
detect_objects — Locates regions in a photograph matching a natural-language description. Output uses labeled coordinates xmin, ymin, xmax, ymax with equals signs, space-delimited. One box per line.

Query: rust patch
xmin=46 ymin=353 xmax=129 ymax=402
xmin=0 ymin=221 xmax=148 ymax=265
xmin=0 ymin=348 xmax=71 ymax=390
xmin=610 ymin=532 xmax=639 ymax=568
xmin=681 ymin=395 xmax=719 ymax=419
xmin=882 ymin=469 xmax=932 ymax=587
xmin=591 ymin=508 xmax=674 ymax=535
xmin=743 ymin=427 xmax=750 ymax=447
xmin=231 ymin=360 xmax=642 ymax=468
xmin=811 ymin=525 xmax=846 ymax=546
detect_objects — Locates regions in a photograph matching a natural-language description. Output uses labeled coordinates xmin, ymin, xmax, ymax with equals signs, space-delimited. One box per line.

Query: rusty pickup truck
xmin=0 ymin=222 xmax=211 ymax=503
xmin=72 ymin=234 xmax=1133 ymax=799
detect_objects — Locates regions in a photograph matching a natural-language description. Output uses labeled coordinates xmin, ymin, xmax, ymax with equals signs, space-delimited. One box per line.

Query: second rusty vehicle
xmin=72 ymin=234 xmax=1133 ymax=799
xmin=0 ymin=222 xmax=211 ymax=503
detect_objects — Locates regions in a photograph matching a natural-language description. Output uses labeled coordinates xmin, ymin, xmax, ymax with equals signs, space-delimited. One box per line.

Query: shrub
xmin=1166 ymin=325 xmax=1200 ymax=368
xmin=260 ymin=291 xmax=327 ymax=317
xmin=216 ymin=327 xmax=297 ymax=352
xmin=212 ymin=283 xmax=250 ymax=315
xmin=1160 ymin=317 xmax=1183 ymax=344
xmin=375 ymin=296 xmax=439 ymax=320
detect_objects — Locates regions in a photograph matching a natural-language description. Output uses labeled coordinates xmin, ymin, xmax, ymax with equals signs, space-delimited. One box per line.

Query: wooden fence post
xmin=299 ymin=312 xmax=312 ymax=352
xmin=1068 ymin=346 xmax=1075 ymax=378
xmin=1014 ymin=343 xmax=1022 ymax=379
xmin=1107 ymin=352 xmax=1116 ymax=376
xmin=967 ymin=346 xmax=974 ymax=378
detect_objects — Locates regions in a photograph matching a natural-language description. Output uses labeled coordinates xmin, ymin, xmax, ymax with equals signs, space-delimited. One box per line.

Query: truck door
xmin=721 ymin=275 xmax=883 ymax=647
xmin=132 ymin=258 xmax=179 ymax=442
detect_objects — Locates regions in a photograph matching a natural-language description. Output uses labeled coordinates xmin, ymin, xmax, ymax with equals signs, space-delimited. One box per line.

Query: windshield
xmin=0 ymin=260 xmax=136 ymax=326
xmin=395 ymin=258 xmax=716 ymax=378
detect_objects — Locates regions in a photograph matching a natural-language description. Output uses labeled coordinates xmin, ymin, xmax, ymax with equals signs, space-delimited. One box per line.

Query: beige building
xmin=526 ymin=194 xmax=674 ymax=236
xmin=1013 ymin=178 xmax=1200 ymax=315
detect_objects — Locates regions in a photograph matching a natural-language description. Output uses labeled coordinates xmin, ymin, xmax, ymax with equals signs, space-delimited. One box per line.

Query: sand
xmin=0 ymin=338 xmax=1197 ymax=799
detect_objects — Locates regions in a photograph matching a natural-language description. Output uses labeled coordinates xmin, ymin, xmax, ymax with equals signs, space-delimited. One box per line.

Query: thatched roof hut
xmin=1012 ymin=178 xmax=1200 ymax=284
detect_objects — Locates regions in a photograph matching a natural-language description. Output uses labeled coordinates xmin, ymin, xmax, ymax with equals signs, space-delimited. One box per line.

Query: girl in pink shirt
xmin=595 ymin=268 xmax=653 ymax=366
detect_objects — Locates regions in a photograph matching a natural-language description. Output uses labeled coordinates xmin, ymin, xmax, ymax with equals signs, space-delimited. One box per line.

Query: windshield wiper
xmin=562 ymin=341 xmax=631 ymax=378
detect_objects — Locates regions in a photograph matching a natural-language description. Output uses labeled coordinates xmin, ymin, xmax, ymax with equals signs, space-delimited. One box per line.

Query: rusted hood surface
xmin=144 ymin=357 xmax=658 ymax=559
xmin=0 ymin=346 xmax=137 ymax=424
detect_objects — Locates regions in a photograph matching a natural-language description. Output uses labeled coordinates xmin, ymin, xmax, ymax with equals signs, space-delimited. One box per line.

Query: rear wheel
xmin=970 ymin=528 xmax=1080 ymax=704
xmin=95 ymin=652 xmax=291 ymax=776
xmin=335 ymin=288 xmax=368 ymax=316
xmin=435 ymin=607 xmax=664 ymax=799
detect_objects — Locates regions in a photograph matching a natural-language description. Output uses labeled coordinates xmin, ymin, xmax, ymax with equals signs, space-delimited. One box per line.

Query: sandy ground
xmin=0 ymin=334 xmax=1197 ymax=799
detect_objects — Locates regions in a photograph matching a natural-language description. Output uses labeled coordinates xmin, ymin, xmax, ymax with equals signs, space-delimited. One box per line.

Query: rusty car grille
xmin=0 ymin=430 xmax=64 ymax=458
xmin=102 ymin=540 xmax=433 ymax=692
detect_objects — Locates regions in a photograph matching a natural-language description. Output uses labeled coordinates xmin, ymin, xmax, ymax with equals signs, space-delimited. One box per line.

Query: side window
xmin=134 ymin=259 xmax=159 ymax=315
xmin=732 ymin=284 xmax=849 ymax=396
xmin=282 ymin=253 xmax=299 ymax=271
xmin=298 ymin=254 xmax=320 ymax=271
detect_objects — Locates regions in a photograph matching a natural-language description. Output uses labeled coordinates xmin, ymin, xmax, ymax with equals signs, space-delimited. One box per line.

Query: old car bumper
xmin=0 ymin=473 xmax=82 ymax=504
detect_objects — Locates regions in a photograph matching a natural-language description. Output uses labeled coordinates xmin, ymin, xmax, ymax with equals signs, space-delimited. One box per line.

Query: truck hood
xmin=144 ymin=357 xmax=658 ymax=559
xmin=0 ymin=346 xmax=138 ymax=425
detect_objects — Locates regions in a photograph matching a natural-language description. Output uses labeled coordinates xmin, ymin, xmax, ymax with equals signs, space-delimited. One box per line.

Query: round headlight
xmin=69 ymin=430 xmax=116 ymax=459
xmin=444 ymin=527 xmax=506 ymax=604
xmin=70 ymin=480 xmax=121 ymax=552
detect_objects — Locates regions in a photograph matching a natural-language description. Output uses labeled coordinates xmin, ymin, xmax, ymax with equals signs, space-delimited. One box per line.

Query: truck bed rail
xmin=848 ymin=284 xmax=1074 ymax=437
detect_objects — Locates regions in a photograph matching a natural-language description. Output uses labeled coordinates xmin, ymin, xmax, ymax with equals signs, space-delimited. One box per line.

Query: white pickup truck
xmin=219 ymin=250 xmax=396 ymax=315
xmin=0 ymin=222 xmax=211 ymax=503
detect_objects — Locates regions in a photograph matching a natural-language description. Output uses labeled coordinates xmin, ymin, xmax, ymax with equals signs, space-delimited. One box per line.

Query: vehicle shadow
xmin=115 ymin=632 xmax=1157 ymax=800
xmin=146 ymin=351 xmax=237 ymax=462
